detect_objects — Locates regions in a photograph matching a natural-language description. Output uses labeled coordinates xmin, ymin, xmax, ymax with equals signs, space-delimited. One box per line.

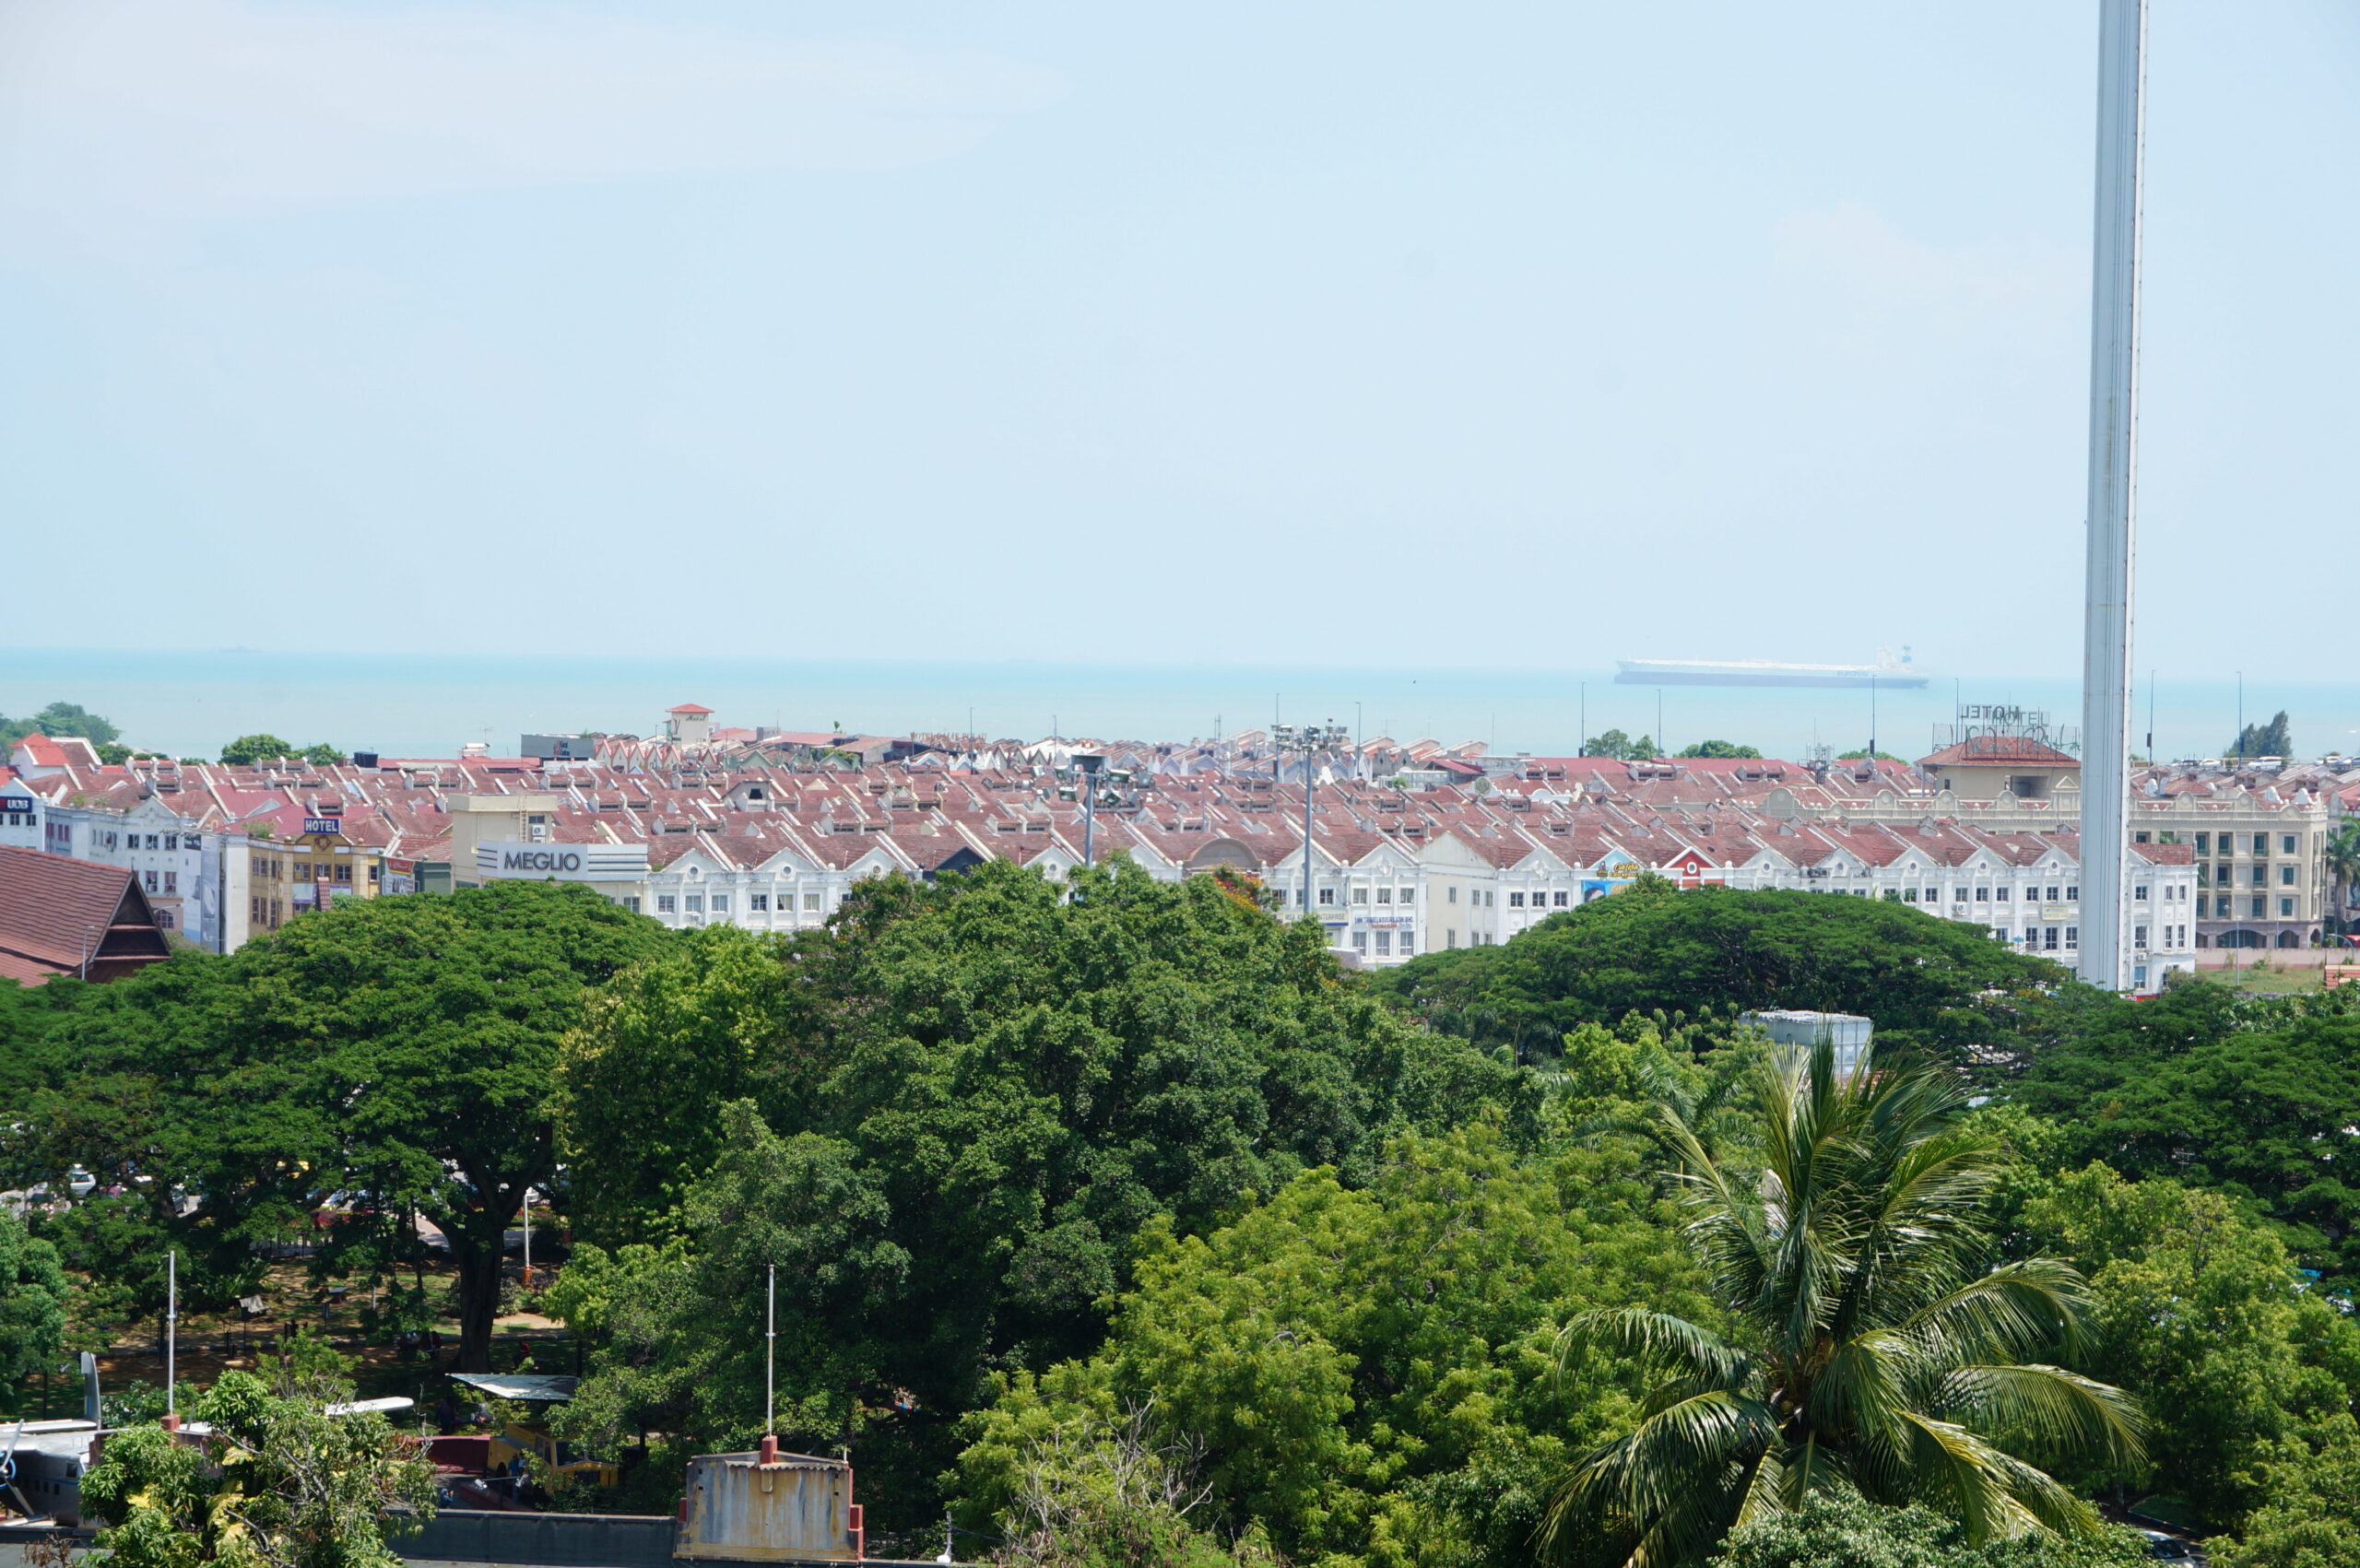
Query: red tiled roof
xmin=0 ymin=846 xmax=171 ymax=984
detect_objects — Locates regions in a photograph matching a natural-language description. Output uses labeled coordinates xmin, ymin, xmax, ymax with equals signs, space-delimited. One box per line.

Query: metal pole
xmin=1302 ymin=749 xmax=1315 ymax=921
xmin=521 ymin=1189 xmax=531 ymax=1290
xmin=765 ymin=1265 xmax=776 ymax=1438
xmin=166 ymin=1250 xmax=177 ymax=1417
xmin=1082 ymin=777 xmax=1094 ymax=867
xmin=2078 ymin=0 xmax=2147 ymax=991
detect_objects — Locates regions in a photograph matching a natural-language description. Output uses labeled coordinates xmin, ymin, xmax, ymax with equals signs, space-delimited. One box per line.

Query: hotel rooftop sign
xmin=473 ymin=840 xmax=648 ymax=883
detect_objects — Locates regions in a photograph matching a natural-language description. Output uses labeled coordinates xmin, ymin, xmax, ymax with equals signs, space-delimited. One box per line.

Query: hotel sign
xmin=302 ymin=818 xmax=343 ymax=837
xmin=474 ymin=840 xmax=648 ymax=883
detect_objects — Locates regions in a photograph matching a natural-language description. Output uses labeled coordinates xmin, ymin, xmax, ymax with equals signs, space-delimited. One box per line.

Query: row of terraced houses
xmin=4 ymin=707 xmax=2354 ymax=990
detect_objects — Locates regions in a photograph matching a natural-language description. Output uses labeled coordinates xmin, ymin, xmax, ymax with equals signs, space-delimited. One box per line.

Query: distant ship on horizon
xmin=1614 ymin=647 xmax=1929 ymax=690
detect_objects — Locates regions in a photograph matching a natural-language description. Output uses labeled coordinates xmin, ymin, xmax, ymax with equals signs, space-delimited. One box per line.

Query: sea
xmin=1 ymin=647 xmax=2350 ymax=768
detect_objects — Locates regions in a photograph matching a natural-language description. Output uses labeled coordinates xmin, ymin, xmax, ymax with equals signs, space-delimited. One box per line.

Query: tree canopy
xmin=955 ymin=1125 xmax=1712 ymax=1568
xmin=1676 ymin=741 xmax=1762 ymax=760
xmin=1374 ymin=881 xmax=2071 ymax=1063
xmin=2230 ymin=711 xmax=2293 ymax=760
xmin=36 ymin=882 xmax=670 ymax=1368
xmin=79 ymin=1366 xmax=435 ymax=1567
xmin=0 ymin=701 xmax=120 ymax=746
xmin=2013 ymin=985 xmax=2360 ymax=1291
xmin=552 ymin=858 xmax=1528 ymax=1529
xmin=1549 ymin=1042 xmax=2142 ymax=1566
xmin=0 ymin=1206 xmax=69 ymax=1415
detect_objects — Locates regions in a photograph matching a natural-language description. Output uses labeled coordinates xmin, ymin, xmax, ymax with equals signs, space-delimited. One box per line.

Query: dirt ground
xmin=23 ymin=1256 xmax=574 ymax=1421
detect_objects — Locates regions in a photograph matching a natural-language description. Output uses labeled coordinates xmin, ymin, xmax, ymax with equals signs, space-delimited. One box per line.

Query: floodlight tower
xmin=2078 ymin=0 xmax=2146 ymax=991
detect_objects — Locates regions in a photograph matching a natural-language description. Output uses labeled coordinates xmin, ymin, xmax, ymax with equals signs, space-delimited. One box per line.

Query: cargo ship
xmin=1614 ymin=648 xmax=1928 ymax=690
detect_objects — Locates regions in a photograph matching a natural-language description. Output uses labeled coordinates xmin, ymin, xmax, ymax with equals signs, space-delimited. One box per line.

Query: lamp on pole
xmin=1272 ymin=722 xmax=1350 ymax=923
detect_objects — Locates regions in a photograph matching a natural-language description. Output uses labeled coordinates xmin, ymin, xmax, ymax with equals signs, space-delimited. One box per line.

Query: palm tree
xmin=1549 ymin=1042 xmax=2143 ymax=1567
xmin=2321 ymin=819 xmax=2360 ymax=936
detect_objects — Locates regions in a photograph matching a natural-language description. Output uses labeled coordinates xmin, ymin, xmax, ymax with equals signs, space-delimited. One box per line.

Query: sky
xmin=1 ymin=0 xmax=2353 ymax=678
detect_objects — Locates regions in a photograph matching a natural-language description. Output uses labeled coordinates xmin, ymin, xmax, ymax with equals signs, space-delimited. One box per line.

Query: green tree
xmin=45 ymin=883 xmax=670 ymax=1368
xmin=1677 ymin=742 xmax=1763 ymax=760
xmin=2321 ymin=821 xmax=2360 ymax=933
xmin=78 ymin=1368 xmax=435 ymax=1566
xmin=2013 ymin=986 xmax=2360 ymax=1290
xmin=1584 ymin=731 xmax=1658 ymax=761
xmin=218 ymin=733 xmax=296 ymax=765
xmin=1551 ymin=1043 xmax=2143 ymax=1566
xmin=2209 ymin=1414 xmax=2360 ymax=1568
xmin=300 ymin=743 xmax=345 ymax=766
xmin=1716 ymin=1492 xmax=2152 ymax=1568
xmin=0 ymin=1206 xmax=69 ymax=1415
xmin=554 ymin=859 xmax=1527 ymax=1529
xmin=0 ymin=701 xmax=122 ymax=746
xmin=1835 ymin=750 xmax=1906 ymax=762
xmin=2230 ymin=712 xmax=2293 ymax=761
xmin=2006 ymin=1164 xmax=2360 ymax=1527
xmin=958 ymin=1125 xmax=1713 ymax=1568
xmin=557 ymin=924 xmax=832 ymax=1246
xmin=1375 ymin=882 xmax=2070 ymax=1066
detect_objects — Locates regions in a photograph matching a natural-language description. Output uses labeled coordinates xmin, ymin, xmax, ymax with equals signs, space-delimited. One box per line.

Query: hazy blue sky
xmin=2 ymin=1 xmax=2352 ymax=678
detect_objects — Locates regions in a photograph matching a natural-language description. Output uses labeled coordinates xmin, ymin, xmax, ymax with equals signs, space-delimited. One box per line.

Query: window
xmin=1375 ymin=886 xmax=1392 ymax=903
xmin=2195 ymin=833 xmax=2210 ymax=854
xmin=1995 ymin=887 xmax=2010 ymax=902
xmin=251 ymin=897 xmax=264 ymax=924
xmin=2134 ymin=925 xmax=2147 ymax=949
xmin=803 ymin=891 xmax=823 ymax=911
xmin=710 ymin=894 xmax=730 ymax=914
xmin=2253 ymin=867 xmax=2270 ymax=887
xmin=2281 ymin=866 xmax=2296 ymax=886
xmin=2283 ymin=833 xmax=2297 ymax=855
xmin=1485 ymin=890 xmax=1496 ymax=907
xmin=750 ymin=893 xmax=770 ymax=911
xmin=156 ymin=910 xmax=174 ymax=929
xmin=1400 ymin=933 xmax=1416 ymax=956
xmin=2280 ymin=897 xmax=2295 ymax=918
xmin=1448 ymin=886 xmax=1459 ymax=904
xmin=2133 ymin=885 xmax=2148 ymax=901
xmin=2044 ymin=927 xmax=2060 ymax=950
xmin=1953 ymin=886 xmax=1967 ymax=902
xmin=1508 ymin=891 xmax=1526 ymax=908
xmin=147 ymin=834 xmax=159 ymax=851
xmin=143 ymin=870 xmax=158 ymax=891
xmin=163 ymin=871 xmax=176 ymax=895
xmin=2065 ymin=926 xmax=2078 ymax=949
xmin=620 ymin=895 xmax=642 ymax=913
xmin=1904 ymin=888 xmax=1919 ymax=902
xmin=1401 ymin=888 xmax=1417 ymax=904
xmin=164 ymin=833 xmax=179 ymax=851
xmin=2252 ymin=897 xmax=2267 ymax=918
xmin=2066 ymin=885 xmax=2079 ymax=901
xmin=2197 ymin=894 xmax=2210 ymax=916
xmin=1975 ymin=887 xmax=1989 ymax=902
xmin=334 ymin=864 xmax=351 ymax=882
xmin=1351 ymin=886 xmax=1368 ymax=904
xmin=2255 ymin=833 xmax=2270 ymax=855
xmin=1351 ymin=930 xmax=1368 ymax=951
xmin=656 ymin=894 xmax=677 ymax=914
xmin=1926 ymin=887 xmax=1939 ymax=902
xmin=1375 ymin=931 xmax=1392 ymax=956
xmin=1317 ymin=887 xmax=1336 ymax=906
xmin=2217 ymin=862 xmax=2232 ymax=884
xmin=1552 ymin=890 xmax=1568 ymax=906
xmin=2134 ymin=831 xmax=2150 ymax=844
xmin=1446 ymin=928 xmax=1459 ymax=948
xmin=295 ymin=862 xmax=312 ymax=880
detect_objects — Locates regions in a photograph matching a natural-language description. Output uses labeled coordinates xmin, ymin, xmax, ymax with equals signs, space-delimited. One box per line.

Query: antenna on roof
xmin=760 ymin=1263 xmax=778 ymax=1466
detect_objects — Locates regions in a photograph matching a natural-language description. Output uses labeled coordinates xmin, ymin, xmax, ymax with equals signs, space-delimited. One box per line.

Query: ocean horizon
xmin=1 ymin=646 xmax=2347 ymax=768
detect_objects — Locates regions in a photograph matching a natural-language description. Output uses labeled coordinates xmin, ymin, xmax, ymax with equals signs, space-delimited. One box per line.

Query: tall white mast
xmin=2079 ymin=0 xmax=2147 ymax=991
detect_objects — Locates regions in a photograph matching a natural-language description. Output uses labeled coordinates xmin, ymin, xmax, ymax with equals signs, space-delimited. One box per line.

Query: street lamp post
xmin=1272 ymin=722 xmax=1351 ymax=924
